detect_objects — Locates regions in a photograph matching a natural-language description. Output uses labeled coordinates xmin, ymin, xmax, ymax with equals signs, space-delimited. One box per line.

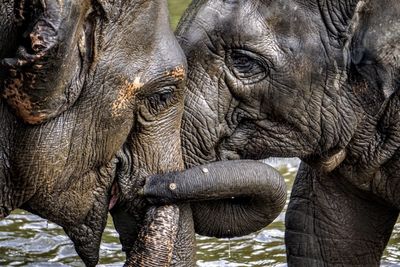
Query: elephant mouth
xmin=216 ymin=145 xmax=242 ymax=161
xmin=109 ymin=182 xmax=120 ymax=210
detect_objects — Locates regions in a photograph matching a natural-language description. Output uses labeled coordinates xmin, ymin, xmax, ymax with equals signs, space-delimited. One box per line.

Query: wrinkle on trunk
xmin=124 ymin=205 xmax=180 ymax=267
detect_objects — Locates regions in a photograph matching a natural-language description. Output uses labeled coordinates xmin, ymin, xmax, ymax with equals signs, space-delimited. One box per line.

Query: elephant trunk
xmin=124 ymin=205 xmax=179 ymax=267
xmin=144 ymin=160 xmax=286 ymax=238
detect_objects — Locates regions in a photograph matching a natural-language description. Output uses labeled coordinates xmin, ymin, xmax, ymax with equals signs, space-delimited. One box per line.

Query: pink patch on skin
xmin=109 ymin=183 xmax=119 ymax=210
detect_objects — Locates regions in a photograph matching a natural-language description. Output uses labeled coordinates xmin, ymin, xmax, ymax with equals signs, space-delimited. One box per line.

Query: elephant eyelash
xmin=145 ymin=86 xmax=178 ymax=115
xmin=226 ymin=49 xmax=269 ymax=84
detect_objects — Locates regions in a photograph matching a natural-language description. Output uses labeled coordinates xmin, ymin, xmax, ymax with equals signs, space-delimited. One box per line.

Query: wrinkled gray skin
xmin=1 ymin=1 xmax=287 ymax=266
xmin=0 ymin=0 xmax=187 ymax=266
xmin=178 ymin=0 xmax=400 ymax=266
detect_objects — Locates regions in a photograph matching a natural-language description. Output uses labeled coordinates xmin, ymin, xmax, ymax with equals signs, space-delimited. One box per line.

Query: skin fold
xmin=177 ymin=0 xmax=400 ymax=266
xmin=0 ymin=0 xmax=188 ymax=266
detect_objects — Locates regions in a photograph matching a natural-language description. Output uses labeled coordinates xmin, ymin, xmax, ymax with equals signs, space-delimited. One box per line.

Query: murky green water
xmin=1 ymin=1 xmax=400 ymax=266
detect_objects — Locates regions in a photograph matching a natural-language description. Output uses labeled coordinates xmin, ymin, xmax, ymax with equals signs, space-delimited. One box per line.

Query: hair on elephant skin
xmin=0 ymin=0 xmax=189 ymax=266
xmin=177 ymin=0 xmax=400 ymax=266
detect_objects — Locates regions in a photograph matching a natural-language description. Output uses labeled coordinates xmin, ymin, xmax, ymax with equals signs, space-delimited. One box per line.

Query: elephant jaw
xmin=318 ymin=149 xmax=347 ymax=172
xmin=305 ymin=149 xmax=347 ymax=173
xmin=216 ymin=133 xmax=347 ymax=174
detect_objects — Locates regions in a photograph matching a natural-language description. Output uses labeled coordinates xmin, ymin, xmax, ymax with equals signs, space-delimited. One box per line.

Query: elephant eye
xmin=146 ymin=86 xmax=177 ymax=114
xmin=227 ymin=50 xmax=269 ymax=84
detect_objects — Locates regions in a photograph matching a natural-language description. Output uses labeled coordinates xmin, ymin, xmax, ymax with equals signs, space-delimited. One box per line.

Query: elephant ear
xmin=348 ymin=0 xmax=400 ymax=113
xmin=1 ymin=0 xmax=96 ymax=124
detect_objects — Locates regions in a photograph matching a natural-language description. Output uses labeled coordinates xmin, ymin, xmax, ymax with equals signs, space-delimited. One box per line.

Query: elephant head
xmin=177 ymin=0 xmax=400 ymax=266
xmin=0 ymin=0 xmax=188 ymax=265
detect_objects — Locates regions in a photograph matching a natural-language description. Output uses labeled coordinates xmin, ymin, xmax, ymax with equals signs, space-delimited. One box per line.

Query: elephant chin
xmin=144 ymin=160 xmax=287 ymax=238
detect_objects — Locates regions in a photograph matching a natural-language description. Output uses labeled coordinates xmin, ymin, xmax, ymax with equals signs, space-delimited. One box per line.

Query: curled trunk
xmin=144 ymin=160 xmax=286 ymax=238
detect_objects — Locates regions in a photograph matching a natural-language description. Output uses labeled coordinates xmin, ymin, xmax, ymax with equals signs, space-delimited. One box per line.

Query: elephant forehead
xmin=112 ymin=77 xmax=143 ymax=116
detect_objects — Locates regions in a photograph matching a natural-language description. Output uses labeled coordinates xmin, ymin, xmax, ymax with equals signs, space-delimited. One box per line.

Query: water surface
xmin=2 ymin=159 xmax=400 ymax=266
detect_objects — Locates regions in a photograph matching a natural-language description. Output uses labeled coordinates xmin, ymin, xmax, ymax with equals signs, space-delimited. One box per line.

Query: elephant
xmin=176 ymin=0 xmax=400 ymax=266
xmin=0 ymin=1 xmax=287 ymax=266
xmin=0 ymin=0 xmax=188 ymax=265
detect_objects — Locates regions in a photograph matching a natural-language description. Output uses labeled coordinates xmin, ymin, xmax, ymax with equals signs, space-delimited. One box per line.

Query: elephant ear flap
xmin=1 ymin=0 xmax=94 ymax=124
xmin=348 ymin=0 xmax=400 ymax=104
